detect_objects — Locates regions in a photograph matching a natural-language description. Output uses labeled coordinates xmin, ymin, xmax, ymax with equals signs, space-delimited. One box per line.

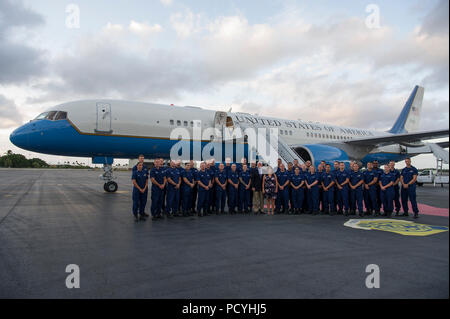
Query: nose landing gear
xmin=101 ymin=164 xmax=118 ymax=192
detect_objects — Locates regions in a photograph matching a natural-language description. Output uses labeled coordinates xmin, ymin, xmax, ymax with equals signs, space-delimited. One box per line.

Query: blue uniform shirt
xmin=276 ymin=170 xmax=290 ymax=186
xmin=390 ymin=168 xmax=400 ymax=183
xmin=228 ymin=170 xmax=240 ymax=185
xmin=290 ymin=173 xmax=304 ymax=186
xmin=374 ymin=168 xmax=383 ymax=179
xmin=336 ymin=170 xmax=350 ymax=186
xmin=191 ymin=167 xmax=198 ymax=181
xmin=150 ymin=167 xmax=165 ymax=185
xmin=239 ymin=170 xmax=251 ymax=185
xmin=380 ymin=172 xmax=395 ymax=187
xmin=181 ymin=169 xmax=194 ymax=185
xmin=317 ymin=170 xmax=324 ymax=183
xmin=401 ymin=166 xmax=418 ymax=184
xmin=207 ymin=167 xmax=216 ymax=183
xmin=196 ymin=170 xmax=211 ymax=188
xmin=132 ymin=164 xmax=148 ymax=174
xmin=350 ymin=170 xmax=364 ymax=188
xmin=322 ymin=171 xmax=335 ymax=188
xmin=166 ymin=167 xmax=181 ymax=188
xmin=132 ymin=169 xmax=148 ymax=189
xmin=363 ymin=169 xmax=377 ymax=185
xmin=224 ymin=164 xmax=232 ymax=177
xmin=306 ymin=172 xmax=319 ymax=188
xmin=215 ymin=169 xmax=228 ymax=185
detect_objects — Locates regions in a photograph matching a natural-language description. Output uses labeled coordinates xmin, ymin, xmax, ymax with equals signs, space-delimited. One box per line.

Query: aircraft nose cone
xmin=9 ymin=127 xmax=29 ymax=149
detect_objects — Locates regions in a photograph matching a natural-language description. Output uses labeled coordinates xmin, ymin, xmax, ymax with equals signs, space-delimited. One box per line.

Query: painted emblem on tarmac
xmin=344 ymin=219 xmax=449 ymax=236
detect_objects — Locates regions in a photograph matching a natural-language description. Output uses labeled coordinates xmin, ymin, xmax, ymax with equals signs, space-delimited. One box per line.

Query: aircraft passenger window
xmin=34 ymin=112 xmax=49 ymax=120
xmin=177 ymin=120 xmax=181 ymax=126
xmin=190 ymin=121 xmax=193 ymax=127
xmin=289 ymin=131 xmax=292 ymax=135
xmin=280 ymin=130 xmax=283 ymax=135
xmin=306 ymin=132 xmax=309 ymax=137
xmin=318 ymin=133 xmax=321 ymax=138
xmin=54 ymin=111 xmax=67 ymax=120
xmin=183 ymin=121 xmax=188 ymax=126
xmin=284 ymin=130 xmax=288 ymax=135
xmin=314 ymin=133 xmax=317 ymax=138
xmin=170 ymin=120 xmax=174 ymax=125
xmin=45 ymin=111 xmax=58 ymax=120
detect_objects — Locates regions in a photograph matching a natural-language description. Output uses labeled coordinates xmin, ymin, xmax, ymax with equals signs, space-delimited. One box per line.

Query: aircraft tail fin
xmin=388 ymin=85 xmax=424 ymax=134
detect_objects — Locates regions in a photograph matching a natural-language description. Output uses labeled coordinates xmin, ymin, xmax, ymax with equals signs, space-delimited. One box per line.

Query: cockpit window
xmin=34 ymin=111 xmax=68 ymax=121
xmin=34 ymin=112 xmax=49 ymax=120
xmin=54 ymin=111 xmax=67 ymax=120
xmin=46 ymin=111 xmax=58 ymax=120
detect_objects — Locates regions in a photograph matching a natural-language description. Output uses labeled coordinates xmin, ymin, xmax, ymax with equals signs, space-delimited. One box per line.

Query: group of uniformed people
xmin=131 ymin=155 xmax=420 ymax=222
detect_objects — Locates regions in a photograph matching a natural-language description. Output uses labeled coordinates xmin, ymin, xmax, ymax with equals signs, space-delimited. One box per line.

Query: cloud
xmin=160 ymin=0 xmax=173 ymax=6
xmin=0 ymin=95 xmax=23 ymax=128
xmin=419 ymin=0 xmax=449 ymax=36
xmin=129 ymin=20 xmax=163 ymax=36
xmin=0 ymin=0 xmax=46 ymax=84
xmin=23 ymin=3 xmax=448 ymax=138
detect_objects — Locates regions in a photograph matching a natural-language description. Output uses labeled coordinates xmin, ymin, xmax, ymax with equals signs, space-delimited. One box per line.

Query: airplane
xmin=9 ymin=85 xmax=449 ymax=192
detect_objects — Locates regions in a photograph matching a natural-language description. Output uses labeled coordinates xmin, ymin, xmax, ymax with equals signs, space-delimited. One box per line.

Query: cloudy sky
xmin=0 ymin=0 xmax=448 ymax=167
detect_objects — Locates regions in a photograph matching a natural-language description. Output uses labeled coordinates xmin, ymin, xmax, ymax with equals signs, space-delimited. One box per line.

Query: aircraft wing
xmin=344 ymin=129 xmax=449 ymax=147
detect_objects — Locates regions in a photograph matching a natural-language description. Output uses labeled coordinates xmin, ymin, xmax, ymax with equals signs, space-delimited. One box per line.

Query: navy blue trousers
xmin=323 ymin=188 xmax=334 ymax=212
xmin=292 ymin=187 xmax=304 ymax=209
xmin=166 ymin=186 xmax=180 ymax=214
xmin=307 ymin=186 xmax=319 ymax=212
xmin=215 ymin=186 xmax=227 ymax=211
xmin=350 ymin=186 xmax=364 ymax=213
xmin=150 ymin=186 xmax=163 ymax=216
xmin=132 ymin=188 xmax=148 ymax=216
xmin=401 ymin=184 xmax=419 ymax=214
xmin=381 ymin=187 xmax=394 ymax=213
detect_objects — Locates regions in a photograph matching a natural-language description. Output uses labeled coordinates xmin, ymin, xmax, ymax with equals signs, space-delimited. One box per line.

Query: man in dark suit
xmin=251 ymin=162 xmax=265 ymax=214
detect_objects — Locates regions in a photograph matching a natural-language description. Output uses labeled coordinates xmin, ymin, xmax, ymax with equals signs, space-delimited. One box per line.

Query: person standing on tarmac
xmin=263 ymin=167 xmax=278 ymax=215
xmin=400 ymin=157 xmax=420 ymax=218
xmin=150 ymin=159 xmax=166 ymax=220
xmin=227 ymin=164 xmax=240 ymax=214
xmin=181 ymin=162 xmax=195 ymax=217
xmin=215 ymin=163 xmax=228 ymax=214
xmin=317 ymin=163 xmax=324 ymax=213
xmin=372 ymin=160 xmax=383 ymax=212
xmin=196 ymin=162 xmax=212 ymax=217
xmin=290 ymin=166 xmax=305 ymax=214
xmin=190 ymin=160 xmax=198 ymax=215
xmin=379 ymin=165 xmax=395 ymax=217
xmin=363 ymin=162 xmax=379 ymax=216
xmin=336 ymin=162 xmax=350 ymax=216
xmin=389 ymin=160 xmax=401 ymax=216
xmin=349 ymin=163 xmax=364 ymax=217
xmin=251 ymin=162 xmax=265 ymax=214
xmin=131 ymin=162 xmax=149 ymax=222
xmin=321 ymin=164 xmax=335 ymax=215
xmin=207 ymin=160 xmax=217 ymax=214
xmin=132 ymin=154 xmax=147 ymax=173
xmin=275 ymin=163 xmax=290 ymax=214
xmin=305 ymin=165 xmax=320 ymax=214
xmin=165 ymin=160 xmax=181 ymax=218
xmin=238 ymin=164 xmax=252 ymax=213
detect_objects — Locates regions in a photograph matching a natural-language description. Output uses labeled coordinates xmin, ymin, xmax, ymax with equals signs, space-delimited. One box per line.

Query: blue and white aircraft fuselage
xmin=9 ymin=85 xmax=449 ymax=192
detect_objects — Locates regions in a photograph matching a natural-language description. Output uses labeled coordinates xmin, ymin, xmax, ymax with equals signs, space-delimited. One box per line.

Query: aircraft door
xmin=214 ymin=111 xmax=228 ymax=128
xmin=96 ymin=102 xmax=112 ymax=133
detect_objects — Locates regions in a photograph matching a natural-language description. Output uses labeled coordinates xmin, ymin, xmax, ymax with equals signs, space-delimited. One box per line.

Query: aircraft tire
xmin=105 ymin=181 xmax=118 ymax=192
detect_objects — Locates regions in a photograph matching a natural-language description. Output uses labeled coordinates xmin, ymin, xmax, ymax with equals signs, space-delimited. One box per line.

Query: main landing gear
xmin=101 ymin=164 xmax=118 ymax=192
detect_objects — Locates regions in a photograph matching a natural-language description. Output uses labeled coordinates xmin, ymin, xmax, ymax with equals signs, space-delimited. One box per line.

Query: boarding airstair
xmin=214 ymin=111 xmax=306 ymax=167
